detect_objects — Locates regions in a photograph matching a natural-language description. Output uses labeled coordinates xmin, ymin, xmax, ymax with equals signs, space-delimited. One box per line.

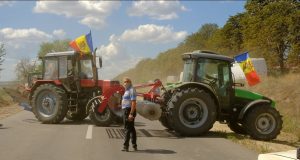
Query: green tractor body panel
xmin=235 ymin=88 xmax=275 ymax=107
xmin=165 ymin=82 xmax=182 ymax=90
xmin=235 ymin=88 xmax=263 ymax=101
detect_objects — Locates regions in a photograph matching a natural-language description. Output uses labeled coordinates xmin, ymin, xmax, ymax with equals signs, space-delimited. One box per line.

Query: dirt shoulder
xmin=0 ymin=86 xmax=27 ymax=120
xmin=0 ymin=103 xmax=22 ymax=120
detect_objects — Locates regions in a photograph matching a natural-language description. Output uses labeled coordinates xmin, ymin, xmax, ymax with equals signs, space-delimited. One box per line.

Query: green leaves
xmin=38 ymin=39 xmax=71 ymax=58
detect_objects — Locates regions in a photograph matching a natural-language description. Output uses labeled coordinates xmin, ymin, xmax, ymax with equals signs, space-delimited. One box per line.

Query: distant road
xmin=0 ymin=81 xmax=20 ymax=87
xmin=0 ymin=111 xmax=258 ymax=160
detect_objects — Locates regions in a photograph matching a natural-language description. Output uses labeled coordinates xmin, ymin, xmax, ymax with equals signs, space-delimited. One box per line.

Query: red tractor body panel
xmin=80 ymin=79 xmax=96 ymax=88
xmin=97 ymin=80 xmax=125 ymax=113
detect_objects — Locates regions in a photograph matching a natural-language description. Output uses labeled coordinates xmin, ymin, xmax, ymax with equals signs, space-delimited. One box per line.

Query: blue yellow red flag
xmin=234 ymin=52 xmax=260 ymax=86
xmin=69 ymin=31 xmax=93 ymax=54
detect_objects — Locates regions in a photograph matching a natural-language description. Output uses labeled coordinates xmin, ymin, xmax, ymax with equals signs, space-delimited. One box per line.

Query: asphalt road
xmin=0 ymin=111 xmax=258 ymax=160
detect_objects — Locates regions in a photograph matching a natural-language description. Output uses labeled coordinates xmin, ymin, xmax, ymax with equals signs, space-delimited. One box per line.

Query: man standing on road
xmin=121 ymin=77 xmax=137 ymax=152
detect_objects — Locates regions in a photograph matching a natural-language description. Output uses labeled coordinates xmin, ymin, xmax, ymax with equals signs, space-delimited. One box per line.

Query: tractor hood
xmin=165 ymin=82 xmax=182 ymax=90
xmin=235 ymin=88 xmax=275 ymax=107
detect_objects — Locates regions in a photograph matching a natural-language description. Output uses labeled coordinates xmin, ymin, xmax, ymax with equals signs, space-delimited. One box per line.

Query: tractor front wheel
xmin=31 ymin=84 xmax=68 ymax=124
xmin=244 ymin=105 xmax=282 ymax=141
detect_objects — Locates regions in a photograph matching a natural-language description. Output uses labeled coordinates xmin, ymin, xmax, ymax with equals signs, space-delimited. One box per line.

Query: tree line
xmin=115 ymin=0 xmax=300 ymax=82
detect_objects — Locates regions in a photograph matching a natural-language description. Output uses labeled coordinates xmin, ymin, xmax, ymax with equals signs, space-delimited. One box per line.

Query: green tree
xmin=242 ymin=0 xmax=300 ymax=73
xmin=183 ymin=23 xmax=219 ymax=51
xmin=220 ymin=13 xmax=245 ymax=54
xmin=38 ymin=39 xmax=71 ymax=58
xmin=15 ymin=57 xmax=36 ymax=82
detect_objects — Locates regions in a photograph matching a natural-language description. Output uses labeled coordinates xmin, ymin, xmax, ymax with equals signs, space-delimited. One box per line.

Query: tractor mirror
xmin=233 ymin=83 xmax=244 ymax=87
xmin=99 ymin=57 xmax=102 ymax=68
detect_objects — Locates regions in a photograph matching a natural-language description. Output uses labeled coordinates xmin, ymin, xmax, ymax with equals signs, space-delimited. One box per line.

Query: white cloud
xmin=128 ymin=1 xmax=187 ymax=20
xmin=120 ymin=24 xmax=187 ymax=43
xmin=97 ymin=38 xmax=142 ymax=79
xmin=0 ymin=1 xmax=14 ymax=7
xmin=0 ymin=28 xmax=50 ymax=51
xmin=33 ymin=1 xmax=121 ymax=29
xmin=0 ymin=27 xmax=70 ymax=81
xmin=52 ymin=29 xmax=66 ymax=39
xmin=96 ymin=24 xmax=186 ymax=79
xmin=0 ymin=28 xmax=52 ymax=49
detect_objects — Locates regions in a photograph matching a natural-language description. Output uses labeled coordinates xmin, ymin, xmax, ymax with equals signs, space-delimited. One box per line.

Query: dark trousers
xmin=123 ymin=108 xmax=137 ymax=147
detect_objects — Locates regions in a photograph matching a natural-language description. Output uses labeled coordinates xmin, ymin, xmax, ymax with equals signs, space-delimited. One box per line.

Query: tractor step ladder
xmin=68 ymin=93 xmax=79 ymax=112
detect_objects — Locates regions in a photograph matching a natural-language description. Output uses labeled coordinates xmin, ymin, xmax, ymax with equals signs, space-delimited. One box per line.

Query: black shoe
xmin=121 ymin=147 xmax=129 ymax=152
xmin=133 ymin=144 xmax=137 ymax=151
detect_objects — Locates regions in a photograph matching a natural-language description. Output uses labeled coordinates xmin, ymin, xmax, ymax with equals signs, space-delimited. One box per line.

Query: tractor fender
xmin=28 ymin=80 xmax=63 ymax=104
xmin=169 ymin=82 xmax=220 ymax=108
xmin=97 ymin=85 xmax=125 ymax=113
xmin=238 ymin=99 xmax=271 ymax=120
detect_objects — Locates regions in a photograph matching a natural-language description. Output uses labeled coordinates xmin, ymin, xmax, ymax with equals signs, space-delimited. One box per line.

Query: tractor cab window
xmin=196 ymin=59 xmax=221 ymax=86
xmin=59 ymin=56 xmax=68 ymax=79
xmin=182 ymin=59 xmax=195 ymax=82
xmin=80 ymin=59 xmax=93 ymax=79
xmin=196 ymin=59 xmax=231 ymax=93
xmin=196 ymin=58 xmax=232 ymax=106
xmin=44 ymin=59 xmax=58 ymax=80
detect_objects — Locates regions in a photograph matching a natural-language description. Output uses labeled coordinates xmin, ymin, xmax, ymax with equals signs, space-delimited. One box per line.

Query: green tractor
xmin=160 ymin=50 xmax=282 ymax=141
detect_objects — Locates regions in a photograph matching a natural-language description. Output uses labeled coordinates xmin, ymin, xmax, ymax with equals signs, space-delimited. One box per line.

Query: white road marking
xmin=86 ymin=125 xmax=93 ymax=139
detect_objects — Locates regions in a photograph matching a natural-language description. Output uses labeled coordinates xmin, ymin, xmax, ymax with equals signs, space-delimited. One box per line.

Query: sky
xmin=0 ymin=1 xmax=246 ymax=81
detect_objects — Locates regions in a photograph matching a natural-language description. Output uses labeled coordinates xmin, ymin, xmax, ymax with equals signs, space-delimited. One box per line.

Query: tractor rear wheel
xmin=168 ymin=88 xmax=216 ymax=136
xmin=159 ymin=115 xmax=173 ymax=130
xmin=31 ymin=84 xmax=68 ymax=124
xmin=227 ymin=120 xmax=247 ymax=135
xmin=66 ymin=107 xmax=89 ymax=121
xmin=244 ymin=105 xmax=282 ymax=141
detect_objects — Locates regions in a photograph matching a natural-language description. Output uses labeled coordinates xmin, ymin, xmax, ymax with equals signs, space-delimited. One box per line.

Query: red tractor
xmin=27 ymin=50 xmax=125 ymax=126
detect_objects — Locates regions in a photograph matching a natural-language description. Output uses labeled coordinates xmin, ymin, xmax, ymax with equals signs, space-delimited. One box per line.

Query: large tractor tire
xmin=31 ymin=84 xmax=68 ymax=124
xmin=168 ymin=88 xmax=217 ymax=136
xmin=159 ymin=115 xmax=173 ymax=130
xmin=66 ymin=107 xmax=89 ymax=121
xmin=244 ymin=105 xmax=282 ymax=141
xmin=227 ymin=120 xmax=247 ymax=135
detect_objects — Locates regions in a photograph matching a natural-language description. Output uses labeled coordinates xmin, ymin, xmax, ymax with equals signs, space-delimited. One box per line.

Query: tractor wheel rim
xmin=255 ymin=113 xmax=276 ymax=134
xmin=94 ymin=107 xmax=111 ymax=122
xmin=37 ymin=91 xmax=57 ymax=117
xmin=179 ymin=98 xmax=208 ymax=128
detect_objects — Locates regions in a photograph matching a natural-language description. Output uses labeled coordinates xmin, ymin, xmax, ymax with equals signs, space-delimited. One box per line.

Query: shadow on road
xmin=134 ymin=149 xmax=176 ymax=154
xmin=60 ymin=119 xmax=92 ymax=125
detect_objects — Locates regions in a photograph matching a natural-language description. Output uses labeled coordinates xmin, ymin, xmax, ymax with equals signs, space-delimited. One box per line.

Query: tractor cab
xmin=182 ymin=50 xmax=234 ymax=109
xmin=42 ymin=51 xmax=98 ymax=91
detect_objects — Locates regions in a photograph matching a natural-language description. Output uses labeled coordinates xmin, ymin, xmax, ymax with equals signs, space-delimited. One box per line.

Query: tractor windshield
xmin=44 ymin=59 xmax=58 ymax=80
xmin=182 ymin=59 xmax=195 ymax=82
xmin=80 ymin=59 xmax=93 ymax=79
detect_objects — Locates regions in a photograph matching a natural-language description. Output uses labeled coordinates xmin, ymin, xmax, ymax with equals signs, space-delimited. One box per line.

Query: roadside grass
xmin=0 ymin=87 xmax=14 ymax=107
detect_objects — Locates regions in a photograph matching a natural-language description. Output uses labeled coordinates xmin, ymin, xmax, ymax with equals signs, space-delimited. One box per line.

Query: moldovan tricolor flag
xmin=69 ymin=31 xmax=93 ymax=54
xmin=234 ymin=52 xmax=260 ymax=86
